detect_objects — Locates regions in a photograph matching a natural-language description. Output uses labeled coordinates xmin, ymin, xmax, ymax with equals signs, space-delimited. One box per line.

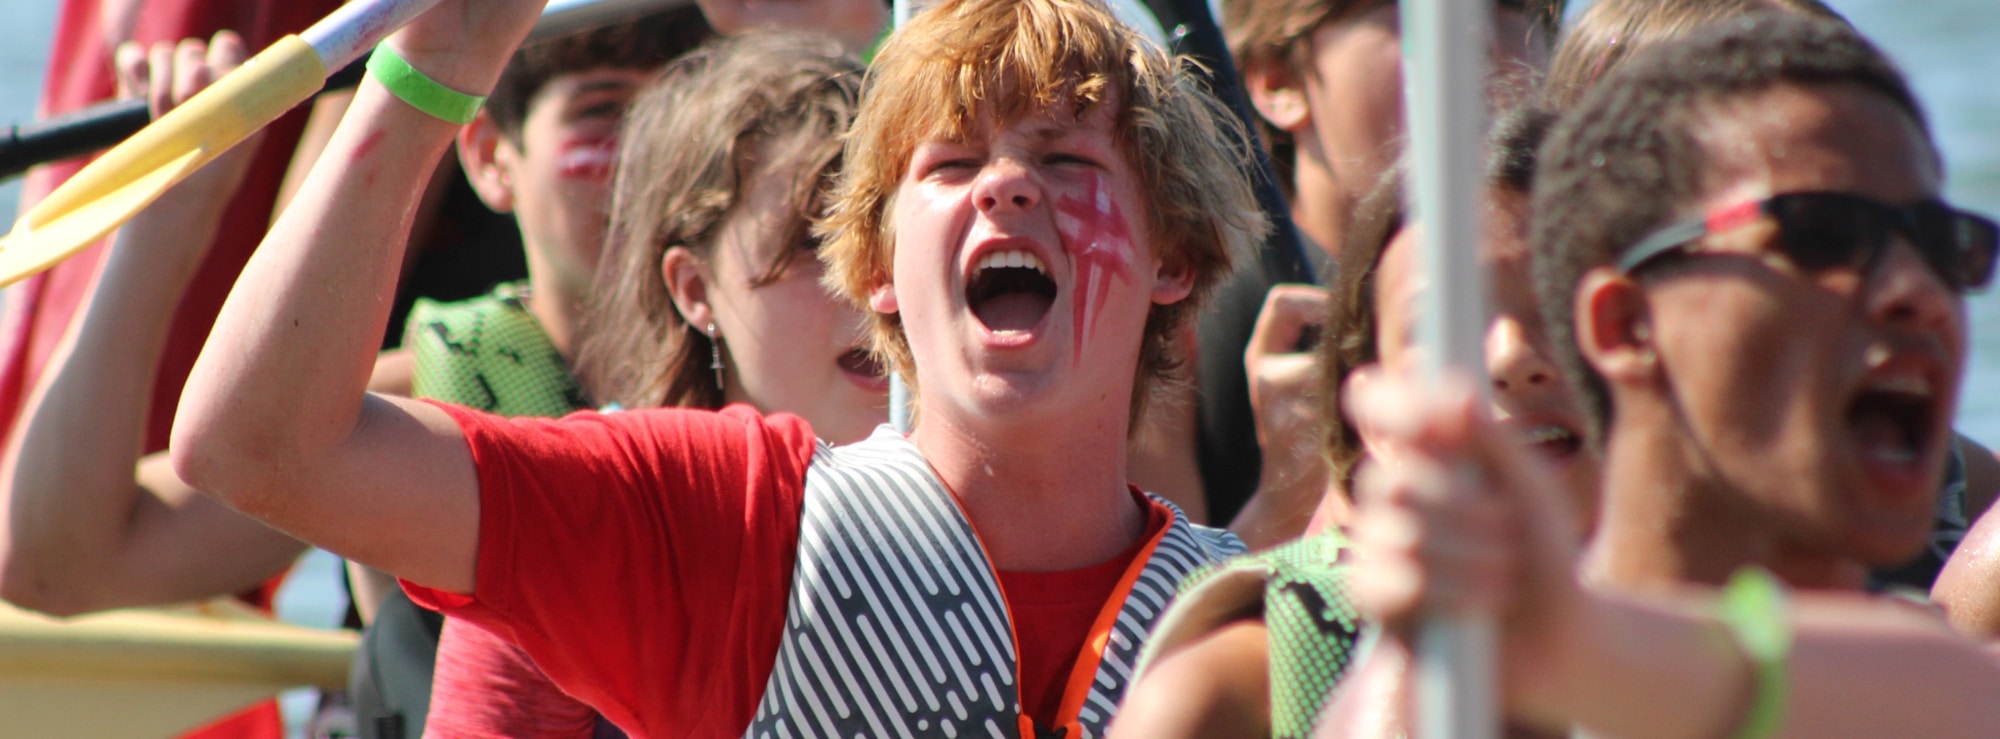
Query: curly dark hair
xmin=1530 ymin=13 xmax=1933 ymax=445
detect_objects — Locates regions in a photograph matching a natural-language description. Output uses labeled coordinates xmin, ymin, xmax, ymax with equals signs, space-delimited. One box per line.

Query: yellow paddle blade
xmin=0 ymin=34 xmax=328 ymax=288
xmin=0 ymin=148 xmax=206 ymax=283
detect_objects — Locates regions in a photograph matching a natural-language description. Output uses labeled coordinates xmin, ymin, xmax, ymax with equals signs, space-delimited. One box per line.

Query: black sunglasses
xmin=1616 ymin=191 xmax=2000 ymax=293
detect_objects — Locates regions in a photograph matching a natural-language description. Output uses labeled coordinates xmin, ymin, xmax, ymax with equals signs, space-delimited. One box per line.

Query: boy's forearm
xmin=168 ymin=12 xmax=543 ymax=594
xmin=1527 ymin=590 xmax=1746 ymax=739
xmin=173 ymin=77 xmax=459 ymax=499
xmin=1540 ymin=589 xmax=2000 ymax=739
xmin=0 ymin=213 xmax=219 ymax=613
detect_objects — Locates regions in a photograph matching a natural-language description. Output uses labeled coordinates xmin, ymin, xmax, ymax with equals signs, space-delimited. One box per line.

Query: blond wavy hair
xmin=819 ymin=0 xmax=1268 ymax=422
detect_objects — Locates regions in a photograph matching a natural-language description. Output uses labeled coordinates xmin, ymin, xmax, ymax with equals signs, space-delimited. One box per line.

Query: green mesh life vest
xmin=406 ymin=283 xmax=589 ymax=416
xmin=364 ymin=284 xmax=589 ymax=738
xmin=1135 ymin=530 xmax=1361 ymax=738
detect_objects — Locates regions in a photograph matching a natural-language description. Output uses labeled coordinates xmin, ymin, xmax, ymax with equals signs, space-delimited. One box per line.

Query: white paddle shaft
xmin=304 ymin=0 xmax=693 ymax=71
xmin=302 ymin=0 xmax=449 ymax=71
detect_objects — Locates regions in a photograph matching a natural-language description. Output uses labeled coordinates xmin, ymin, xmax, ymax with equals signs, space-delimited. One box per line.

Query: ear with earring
xmin=707 ymin=323 xmax=725 ymax=390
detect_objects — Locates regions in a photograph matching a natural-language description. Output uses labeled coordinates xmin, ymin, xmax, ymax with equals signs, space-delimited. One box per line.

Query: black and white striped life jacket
xmin=746 ymin=427 xmax=1244 ymax=739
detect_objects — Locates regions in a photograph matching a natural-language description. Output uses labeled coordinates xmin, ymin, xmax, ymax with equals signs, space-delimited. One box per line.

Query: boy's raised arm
xmin=0 ymin=34 xmax=310 ymax=616
xmin=171 ymin=1 xmax=550 ymax=594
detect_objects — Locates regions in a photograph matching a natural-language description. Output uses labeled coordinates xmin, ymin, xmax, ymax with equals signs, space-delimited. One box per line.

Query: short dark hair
xmin=1530 ymin=13 xmax=1933 ymax=444
xmin=484 ymin=5 xmax=714 ymax=143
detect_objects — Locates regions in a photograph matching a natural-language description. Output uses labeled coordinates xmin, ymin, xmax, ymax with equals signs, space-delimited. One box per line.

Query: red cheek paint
xmin=556 ymin=136 xmax=618 ymax=182
xmin=1055 ymin=171 xmax=1136 ymax=363
xmin=350 ymin=130 xmax=385 ymax=163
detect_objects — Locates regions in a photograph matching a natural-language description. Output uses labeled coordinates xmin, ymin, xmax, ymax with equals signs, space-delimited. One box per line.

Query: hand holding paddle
xmin=112 ymin=31 xmax=266 ymax=258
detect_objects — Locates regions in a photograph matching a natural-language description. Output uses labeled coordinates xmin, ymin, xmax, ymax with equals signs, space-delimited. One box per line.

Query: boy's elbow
xmin=168 ymin=414 xmax=271 ymax=513
xmin=0 ymin=553 xmax=103 ymax=618
xmin=168 ymin=416 xmax=223 ymax=494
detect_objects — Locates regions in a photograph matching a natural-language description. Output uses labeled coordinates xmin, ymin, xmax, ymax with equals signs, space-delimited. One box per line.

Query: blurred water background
xmin=0 ymin=0 xmax=1992 ymax=735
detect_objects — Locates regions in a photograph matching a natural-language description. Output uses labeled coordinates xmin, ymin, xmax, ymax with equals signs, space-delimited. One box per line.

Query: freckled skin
xmin=1056 ymin=171 xmax=1136 ymax=362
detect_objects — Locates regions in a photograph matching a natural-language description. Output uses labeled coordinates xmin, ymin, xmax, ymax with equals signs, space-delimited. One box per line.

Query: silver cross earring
xmin=707 ymin=323 xmax=725 ymax=390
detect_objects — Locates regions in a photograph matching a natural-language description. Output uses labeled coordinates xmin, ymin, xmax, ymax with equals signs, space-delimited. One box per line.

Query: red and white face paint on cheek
xmin=1055 ymin=171 xmax=1137 ymax=362
xmin=556 ymin=136 xmax=619 ymax=182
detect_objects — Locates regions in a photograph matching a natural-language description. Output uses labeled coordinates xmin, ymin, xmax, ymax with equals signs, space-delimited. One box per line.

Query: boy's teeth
xmin=1870 ymin=444 xmax=1917 ymax=464
xmin=1865 ymin=374 xmax=1931 ymax=397
xmin=977 ymin=250 xmax=1046 ymax=274
xmin=1520 ymin=426 xmax=1574 ymax=445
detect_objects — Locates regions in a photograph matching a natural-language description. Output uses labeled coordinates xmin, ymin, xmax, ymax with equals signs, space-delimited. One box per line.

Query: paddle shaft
xmin=0 ymin=100 xmax=149 ymax=183
xmin=0 ymin=59 xmax=366 ymax=183
xmin=0 ymin=0 xmax=690 ymax=182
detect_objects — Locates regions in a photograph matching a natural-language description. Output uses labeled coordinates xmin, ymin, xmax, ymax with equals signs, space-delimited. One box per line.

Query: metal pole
xmin=889 ymin=0 xmax=920 ymax=433
xmin=1401 ymin=0 xmax=1497 ymax=737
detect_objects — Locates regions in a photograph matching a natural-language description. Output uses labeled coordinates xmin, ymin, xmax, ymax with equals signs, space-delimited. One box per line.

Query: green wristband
xmin=1719 ymin=566 xmax=1791 ymax=739
xmin=365 ymin=43 xmax=486 ymax=125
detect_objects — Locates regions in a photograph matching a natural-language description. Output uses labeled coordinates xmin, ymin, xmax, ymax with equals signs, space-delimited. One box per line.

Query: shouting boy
xmin=1330 ymin=14 xmax=2000 ymax=737
xmin=171 ymin=0 xmax=1266 ymax=736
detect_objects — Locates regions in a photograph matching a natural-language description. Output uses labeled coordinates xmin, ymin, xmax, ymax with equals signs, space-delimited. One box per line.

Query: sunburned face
xmin=1623 ymin=82 xmax=1961 ymax=565
xmin=1371 ymin=191 xmax=1601 ymax=536
xmin=1055 ymin=171 xmax=1140 ymax=361
xmin=704 ymin=148 xmax=888 ymax=444
xmin=879 ymin=97 xmax=1192 ymax=432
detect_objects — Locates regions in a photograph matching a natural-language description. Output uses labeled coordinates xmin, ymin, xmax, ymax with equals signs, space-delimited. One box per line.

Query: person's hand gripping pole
xmin=1342 ymin=369 xmax=1591 ymax=730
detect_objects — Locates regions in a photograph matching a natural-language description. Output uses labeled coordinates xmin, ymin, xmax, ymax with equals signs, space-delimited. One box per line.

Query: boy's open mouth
xmin=1518 ymin=423 xmax=1583 ymax=461
xmin=837 ymin=348 xmax=883 ymax=377
xmin=967 ymin=249 xmax=1056 ymax=334
xmin=1845 ymin=375 xmax=1938 ymax=469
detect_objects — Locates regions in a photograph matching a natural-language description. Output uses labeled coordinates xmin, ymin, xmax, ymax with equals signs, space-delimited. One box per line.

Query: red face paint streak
xmin=1055 ymin=172 xmax=1136 ymax=362
xmin=350 ymin=130 xmax=385 ymax=163
xmin=556 ymin=136 xmax=619 ymax=182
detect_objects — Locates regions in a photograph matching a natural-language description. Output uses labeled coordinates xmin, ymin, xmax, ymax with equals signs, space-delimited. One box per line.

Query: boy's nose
xmin=1864 ymin=236 xmax=1960 ymax=335
xmin=1486 ymin=315 xmax=1558 ymax=396
xmin=973 ymin=158 xmax=1042 ymax=214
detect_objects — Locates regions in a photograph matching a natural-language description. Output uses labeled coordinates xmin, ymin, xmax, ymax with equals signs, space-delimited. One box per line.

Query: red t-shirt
xmin=405 ymin=402 xmax=1168 ymax=738
xmin=1000 ymin=498 xmax=1167 ymax=731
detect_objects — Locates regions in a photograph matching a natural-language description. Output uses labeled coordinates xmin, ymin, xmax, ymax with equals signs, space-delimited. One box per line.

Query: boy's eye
xmin=925 ymin=159 xmax=979 ymax=178
xmin=576 ymin=101 xmax=625 ymax=120
xmin=1046 ymin=152 xmax=1098 ymax=167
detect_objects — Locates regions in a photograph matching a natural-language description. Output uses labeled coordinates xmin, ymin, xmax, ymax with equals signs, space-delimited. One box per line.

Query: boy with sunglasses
xmin=1318 ymin=14 xmax=2000 ymax=737
xmin=1529 ymin=11 xmax=1996 ymax=596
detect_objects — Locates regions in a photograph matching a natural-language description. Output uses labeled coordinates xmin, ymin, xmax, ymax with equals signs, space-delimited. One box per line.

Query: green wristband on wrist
xmin=1719 ymin=566 xmax=1791 ymax=739
xmin=365 ymin=42 xmax=486 ymax=125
